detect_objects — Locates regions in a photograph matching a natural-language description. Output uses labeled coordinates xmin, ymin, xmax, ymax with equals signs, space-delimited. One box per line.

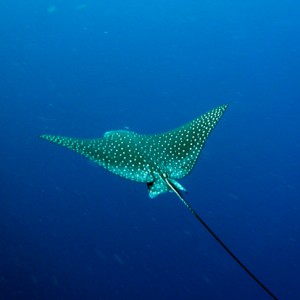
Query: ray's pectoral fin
xmin=39 ymin=134 xmax=108 ymax=167
xmin=40 ymin=134 xmax=97 ymax=157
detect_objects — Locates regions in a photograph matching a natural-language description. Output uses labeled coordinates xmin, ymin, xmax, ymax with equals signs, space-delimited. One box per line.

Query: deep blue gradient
xmin=0 ymin=1 xmax=299 ymax=299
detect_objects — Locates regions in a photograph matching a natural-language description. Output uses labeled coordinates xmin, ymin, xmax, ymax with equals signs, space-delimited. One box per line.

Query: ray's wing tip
xmin=39 ymin=134 xmax=59 ymax=142
xmin=40 ymin=134 xmax=47 ymax=140
xmin=215 ymin=103 xmax=229 ymax=115
xmin=40 ymin=134 xmax=51 ymax=140
xmin=220 ymin=103 xmax=229 ymax=110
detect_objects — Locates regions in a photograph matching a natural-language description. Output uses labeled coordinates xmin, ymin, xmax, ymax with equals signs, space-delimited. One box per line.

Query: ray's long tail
xmin=180 ymin=197 xmax=278 ymax=299
xmin=163 ymin=176 xmax=278 ymax=300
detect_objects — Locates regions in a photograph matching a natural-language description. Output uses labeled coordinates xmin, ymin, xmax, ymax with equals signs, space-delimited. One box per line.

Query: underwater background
xmin=0 ymin=0 xmax=299 ymax=299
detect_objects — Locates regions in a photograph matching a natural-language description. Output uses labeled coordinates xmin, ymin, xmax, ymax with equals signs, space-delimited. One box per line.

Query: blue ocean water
xmin=0 ymin=0 xmax=299 ymax=299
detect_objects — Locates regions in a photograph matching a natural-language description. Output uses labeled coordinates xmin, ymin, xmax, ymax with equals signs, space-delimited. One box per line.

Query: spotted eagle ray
xmin=40 ymin=104 xmax=277 ymax=299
